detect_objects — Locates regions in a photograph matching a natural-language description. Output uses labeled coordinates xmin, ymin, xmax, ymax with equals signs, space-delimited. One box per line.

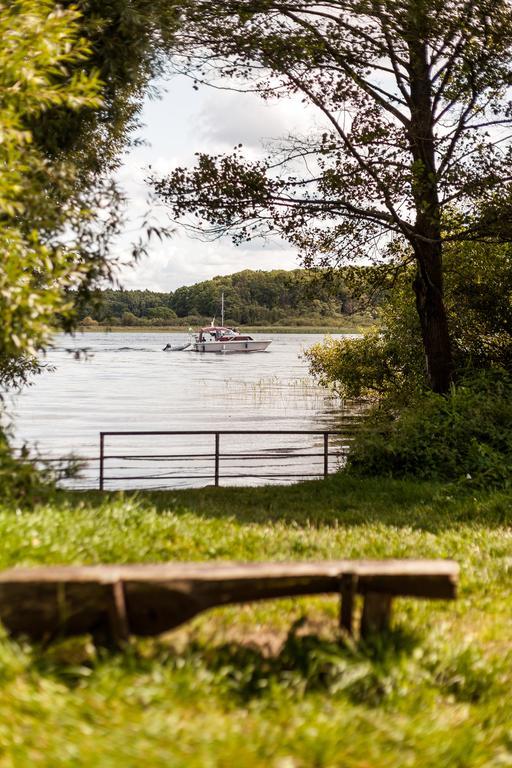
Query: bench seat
xmin=0 ymin=559 xmax=459 ymax=644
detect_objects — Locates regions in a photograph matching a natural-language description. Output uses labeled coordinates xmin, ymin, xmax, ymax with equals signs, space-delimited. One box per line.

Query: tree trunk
xmin=406 ymin=30 xmax=454 ymax=394
xmin=412 ymin=239 xmax=453 ymax=394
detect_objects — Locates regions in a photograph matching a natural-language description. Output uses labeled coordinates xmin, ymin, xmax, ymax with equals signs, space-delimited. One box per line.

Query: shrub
xmin=120 ymin=311 xmax=139 ymax=326
xmin=0 ymin=433 xmax=51 ymax=504
xmin=147 ymin=306 xmax=177 ymax=321
xmin=79 ymin=316 xmax=99 ymax=326
xmin=307 ymin=327 xmax=422 ymax=400
xmin=0 ymin=427 xmax=83 ymax=506
xmin=347 ymin=369 xmax=512 ymax=487
xmin=306 ymin=242 xmax=512 ymax=402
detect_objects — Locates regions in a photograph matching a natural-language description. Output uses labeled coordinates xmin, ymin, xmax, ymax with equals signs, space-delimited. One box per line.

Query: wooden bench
xmin=0 ymin=559 xmax=458 ymax=645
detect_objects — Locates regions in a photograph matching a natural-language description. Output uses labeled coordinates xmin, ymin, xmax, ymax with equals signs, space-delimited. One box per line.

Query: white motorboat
xmin=163 ymin=293 xmax=271 ymax=353
xmin=191 ymin=325 xmax=271 ymax=353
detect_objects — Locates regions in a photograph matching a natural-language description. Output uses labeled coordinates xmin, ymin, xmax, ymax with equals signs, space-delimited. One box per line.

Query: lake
xmin=9 ymin=331 xmax=362 ymax=490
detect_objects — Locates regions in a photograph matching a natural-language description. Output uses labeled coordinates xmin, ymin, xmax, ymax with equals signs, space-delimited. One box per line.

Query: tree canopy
xmin=32 ymin=1 xmax=179 ymax=176
xmin=153 ymin=0 xmax=512 ymax=392
xmin=0 ymin=0 xmax=180 ymax=388
xmin=78 ymin=269 xmax=365 ymax=326
xmin=0 ymin=0 xmax=182 ymax=492
xmin=0 ymin=0 xmax=102 ymax=386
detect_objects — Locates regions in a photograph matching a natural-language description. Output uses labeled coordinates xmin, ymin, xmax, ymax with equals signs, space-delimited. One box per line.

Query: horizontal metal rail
xmin=99 ymin=430 xmax=348 ymax=491
xmin=101 ymin=429 xmax=350 ymax=435
xmin=103 ymin=451 xmax=348 ymax=461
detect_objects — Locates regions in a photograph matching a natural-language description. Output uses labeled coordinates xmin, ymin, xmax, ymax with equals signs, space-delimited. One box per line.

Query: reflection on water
xmin=9 ymin=331 xmax=363 ymax=490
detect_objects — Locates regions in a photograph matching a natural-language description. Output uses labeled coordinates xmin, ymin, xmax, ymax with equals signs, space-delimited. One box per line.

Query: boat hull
xmin=191 ymin=340 xmax=271 ymax=353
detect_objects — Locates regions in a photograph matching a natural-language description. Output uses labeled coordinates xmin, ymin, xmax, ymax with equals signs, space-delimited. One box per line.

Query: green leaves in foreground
xmin=0 ymin=1 xmax=102 ymax=381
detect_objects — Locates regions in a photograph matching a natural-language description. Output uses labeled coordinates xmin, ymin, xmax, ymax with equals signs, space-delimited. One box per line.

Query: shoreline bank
xmin=76 ymin=323 xmax=372 ymax=334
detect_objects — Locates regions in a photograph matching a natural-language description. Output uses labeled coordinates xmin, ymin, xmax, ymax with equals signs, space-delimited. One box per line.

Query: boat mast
xmin=221 ymin=292 xmax=224 ymax=326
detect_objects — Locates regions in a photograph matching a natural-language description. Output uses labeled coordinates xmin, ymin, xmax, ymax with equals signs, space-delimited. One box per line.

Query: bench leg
xmin=360 ymin=592 xmax=392 ymax=638
xmin=108 ymin=581 xmax=131 ymax=648
xmin=340 ymin=573 xmax=358 ymax=635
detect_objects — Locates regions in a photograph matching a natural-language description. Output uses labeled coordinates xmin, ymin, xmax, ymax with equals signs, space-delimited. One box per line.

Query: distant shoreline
xmin=77 ymin=323 xmax=372 ymax=334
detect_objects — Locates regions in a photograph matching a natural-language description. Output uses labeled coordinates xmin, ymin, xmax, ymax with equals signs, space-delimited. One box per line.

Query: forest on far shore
xmin=78 ymin=269 xmax=375 ymax=327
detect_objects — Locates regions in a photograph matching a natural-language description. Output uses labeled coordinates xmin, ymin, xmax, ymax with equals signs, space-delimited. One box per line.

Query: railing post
xmin=214 ymin=432 xmax=220 ymax=486
xmin=99 ymin=432 xmax=105 ymax=491
xmin=323 ymin=432 xmax=329 ymax=478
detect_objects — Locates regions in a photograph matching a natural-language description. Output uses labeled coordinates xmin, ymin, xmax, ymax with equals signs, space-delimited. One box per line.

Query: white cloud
xmin=118 ymin=230 xmax=300 ymax=292
xmin=113 ymin=75 xmax=315 ymax=291
xmin=196 ymin=90 xmax=311 ymax=151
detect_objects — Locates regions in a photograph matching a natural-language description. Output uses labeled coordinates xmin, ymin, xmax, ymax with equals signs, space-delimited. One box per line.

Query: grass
xmin=0 ymin=474 xmax=511 ymax=766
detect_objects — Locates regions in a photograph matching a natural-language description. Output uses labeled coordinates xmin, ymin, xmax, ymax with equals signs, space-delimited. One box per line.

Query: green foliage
xmin=158 ymin=0 xmax=512 ymax=393
xmin=307 ymin=277 xmax=423 ymax=400
xmin=448 ymin=242 xmax=512 ymax=371
xmin=0 ymin=0 xmax=145 ymax=494
xmin=32 ymin=0 xmax=179 ymax=175
xmin=157 ymin=0 xmax=512 ymax=254
xmin=0 ymin=0 xmax=102 ymax=384
xmin=347 ymin=369 xmax=512 ymax=486
xmin=0 ymin=438 xmax=50 ymax=505
xmin=307 ymin=242 xmax=512 ymax=400
xmin=169 ymin=269 xmax=340 ymax=325
xmin=78 ymin=269 xmax=367 ymax=326
xmin=308 ymin=243 xmax=512 ymax=483
xmin=0 ymin=0 xmax=181 ymax=388
xmin=307 ymin=326 xmax=421 ymax=400
xmin=0 ymin=432 xmax=83 ymax=506
xmin=21 ymin=2 xmax=180 ymax=339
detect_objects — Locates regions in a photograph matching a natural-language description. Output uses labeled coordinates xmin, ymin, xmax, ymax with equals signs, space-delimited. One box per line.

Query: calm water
xmin=9 ymin=331 xmax=361 ymax=489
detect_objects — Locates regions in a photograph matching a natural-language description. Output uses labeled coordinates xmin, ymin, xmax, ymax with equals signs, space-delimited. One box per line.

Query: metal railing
xmin=99 ymin=430 xmax=349 ymax=491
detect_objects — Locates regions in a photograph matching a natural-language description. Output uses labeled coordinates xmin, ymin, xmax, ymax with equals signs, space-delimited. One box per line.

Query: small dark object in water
xmin=163 ymin=343 xmax=190 ymax=351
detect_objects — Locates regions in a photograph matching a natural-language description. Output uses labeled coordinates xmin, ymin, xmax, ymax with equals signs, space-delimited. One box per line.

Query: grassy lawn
xmin=0 ymin=474 xmax=511 ymax=766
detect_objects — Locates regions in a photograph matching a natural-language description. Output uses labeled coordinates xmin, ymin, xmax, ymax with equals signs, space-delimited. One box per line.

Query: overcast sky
xmin=115 ymin=74 xmax=317 ymax=292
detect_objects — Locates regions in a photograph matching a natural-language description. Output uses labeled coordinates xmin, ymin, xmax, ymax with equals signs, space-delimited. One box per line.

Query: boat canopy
xmin=197 ymin=326 xmax=253 ymax=342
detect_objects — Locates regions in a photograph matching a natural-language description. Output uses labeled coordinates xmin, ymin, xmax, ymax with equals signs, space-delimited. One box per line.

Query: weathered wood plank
xmin=0 ymin=559 xmax=459 ymax=641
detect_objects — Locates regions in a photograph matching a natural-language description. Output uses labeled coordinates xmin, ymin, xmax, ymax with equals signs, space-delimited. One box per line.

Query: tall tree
xmin=0 ymin=1 xmax=180 ymax=387
xmin=32 ymin=1 xmax=179 ymax=176
xmin=153 ymin=0 xmax=512 ymax=393
xmin=0 ymin=0 xmax=184 ymax=494
xmin=27 ymin=1 xmax=180 ymax=315
xmin=0 ymin=0 xmax=102 ymax=385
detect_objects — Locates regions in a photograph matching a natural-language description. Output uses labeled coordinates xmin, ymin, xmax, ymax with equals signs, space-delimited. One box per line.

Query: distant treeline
xmin=78 ymin=269 xmax=374 ymax=327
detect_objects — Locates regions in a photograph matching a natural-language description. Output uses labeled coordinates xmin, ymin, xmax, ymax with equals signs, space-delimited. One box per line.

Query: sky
xmin=115 ymin=74 xmax=316 ymax=292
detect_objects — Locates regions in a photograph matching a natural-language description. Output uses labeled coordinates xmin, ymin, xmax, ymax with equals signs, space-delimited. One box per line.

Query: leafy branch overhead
xmin=157 ymin=0 xmax=512 ymax=249
xmin=153 ymin=0 xmax=512 ymax=392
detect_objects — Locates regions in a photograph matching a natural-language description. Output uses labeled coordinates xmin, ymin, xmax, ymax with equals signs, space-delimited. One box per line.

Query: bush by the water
xmin=306 ymin=243 xmax=512 ymax=485
xmin=0 ymin=437 xmax=50 ymax=503
xmin=306 ymin=242 xmax=512 ymax=401
xmin=0 ymin=429 xmax=81 ymax=505
xmin=347 ymin=370 xmax=512 ymax=486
